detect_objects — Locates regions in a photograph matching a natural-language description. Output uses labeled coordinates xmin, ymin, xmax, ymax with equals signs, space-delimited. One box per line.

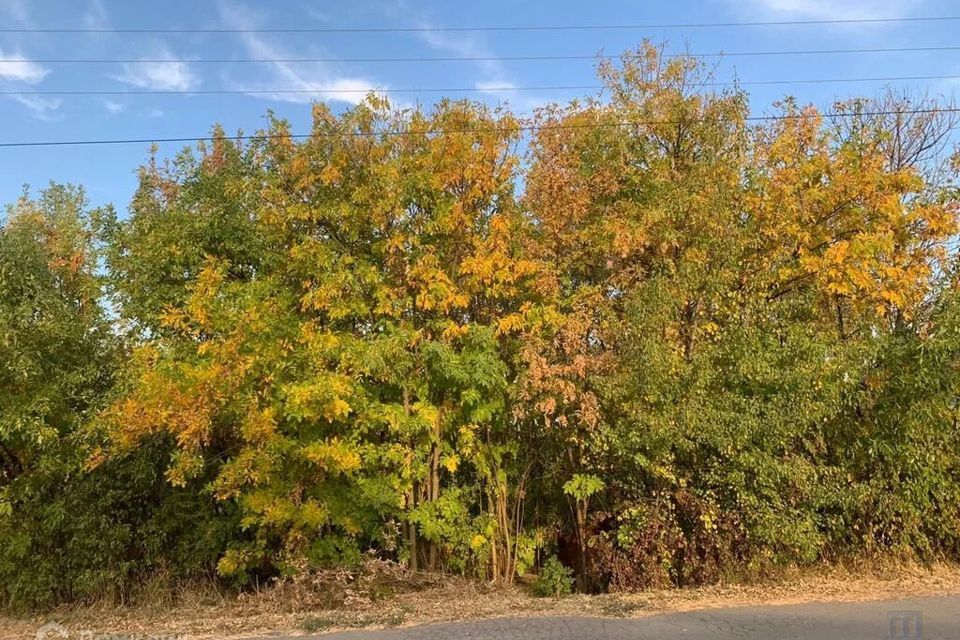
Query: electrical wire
xmin=1 ymin=106 xmax=956 ymax=148
xmin=14 ymin=45 xmax=960 ymax=64
xmin=3 ymin=15 xmax=960 ymax=33
xmin=2 ymin=74 xmax=959 ymax=96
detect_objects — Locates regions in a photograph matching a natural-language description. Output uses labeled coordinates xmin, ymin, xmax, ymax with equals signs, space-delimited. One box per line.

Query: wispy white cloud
xmin=722 ymin=0 xmax=926 ymax=20
xmin=103 ymin=99 xmax=126 ymax=114
xmin=415 ymin=19 xmax=551 ymax=112
xmin=475 ymin=81 xmax=519 ymax=92
xmin=82 ymin=0 xmax=109 ymax=29
xmin=302 ymin=4 xmax=330 ymax=23
xmin=0 ymin=49 xmax=58 ymax=118
xmin=11 ymin=95 xmax=62 ymax=120
xmin=418 ymin=29 xmax=505 ymax=79
xmin=217 ymin=0 xmax=381 ymax=105
xmin=0 ymin=49 xmax=49 ymax=84
xmin=474 ymin=80 xmax=524 ymax=100
xmin=114 ymin=48 xmax=199 ymax=91
xmin=228 ymin=31 xmax=380 ymax=104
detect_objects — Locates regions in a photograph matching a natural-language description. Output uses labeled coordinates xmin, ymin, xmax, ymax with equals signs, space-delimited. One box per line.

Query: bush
xmin=0 ymin=440 xmax=238 ymax=611
xmin=532 ymin=557 xmax=574 ymax=598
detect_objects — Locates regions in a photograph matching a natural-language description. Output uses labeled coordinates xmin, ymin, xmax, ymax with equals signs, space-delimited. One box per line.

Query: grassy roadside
xmin=6 ymin=561 xmax=960 ymax=639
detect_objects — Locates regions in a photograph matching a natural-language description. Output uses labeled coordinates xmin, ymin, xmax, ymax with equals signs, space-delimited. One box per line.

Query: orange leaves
xmin=914 ymin=202 xmax=960 ymax=240
xmin=101 ymin=351 xmax=231 ymax=487
xmin=459 ymin=215 xmax=541 ymax=304
xmin=520 ymin=42 xmax=753 ymax=440
xmin=319 ymin=161 xmax=342 ymax=186
xmin=441 ymin=321 xmax=471 ymax=341
xmin=747 ymin=102 xmax=958 ymax=323
xmin=415 ymin=101 xmax=520 ymax=200
xmin=157 ymin=257 xmax=230 ymax=335
xmin=241 ymin=406 xmax=278 ymax=445
xmin=408 ymin=252 xmax=470 ymax=313
xmin=495 ymin=313 xmax=524 ymax=335
xmin=524 ymin=108 xmax=617 ymax=271
xmin=514 ymin=299 xmax=609 ymax=434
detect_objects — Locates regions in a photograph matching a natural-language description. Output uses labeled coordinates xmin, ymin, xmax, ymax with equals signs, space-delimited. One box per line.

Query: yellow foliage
xmin=303 ymin=438 xmax=362 ymax=474
xmin=442 ymin=454 xmax=460 ymax=473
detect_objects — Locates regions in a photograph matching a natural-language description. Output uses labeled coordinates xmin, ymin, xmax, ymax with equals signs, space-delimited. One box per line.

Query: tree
xmin=0 ymin=184 xmax=111 ymax=485
xmin=0 ymin=185 xmax=232 ymax=610
xmin=100 ymin=99 xmax=543 ymax=582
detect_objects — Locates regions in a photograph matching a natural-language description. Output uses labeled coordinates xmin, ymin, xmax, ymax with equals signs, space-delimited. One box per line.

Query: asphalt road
xmin=293 ymin=595 xmax=960 ymax=639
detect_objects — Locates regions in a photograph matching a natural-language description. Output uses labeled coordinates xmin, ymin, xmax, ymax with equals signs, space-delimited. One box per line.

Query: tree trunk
xmin=403 ymin=387 xmax=418 ymax=572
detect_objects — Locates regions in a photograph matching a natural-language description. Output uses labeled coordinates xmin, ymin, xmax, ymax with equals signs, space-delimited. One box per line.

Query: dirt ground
xmin=7 ymin=561 xmax=960 ymax=639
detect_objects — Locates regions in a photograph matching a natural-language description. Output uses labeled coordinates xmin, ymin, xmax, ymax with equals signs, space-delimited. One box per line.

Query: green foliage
xmin=0 ymin=186 xmax=236 ymax=610
xmin=563 ymin=475 xmax=605 ymax=501
xmin=0 ymin=184 xmax=111 ymax=481
xmin=6 ymin=44 xmax=960 ymax=610
xmin=0 ymin=440 xmax=237 ymax=610
xmin=532 ymin=556 xmax=574 ymax=597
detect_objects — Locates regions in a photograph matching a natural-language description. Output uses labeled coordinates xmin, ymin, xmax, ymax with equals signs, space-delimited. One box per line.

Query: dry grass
xmin=7 ymin=560 xmax=960 ymax=639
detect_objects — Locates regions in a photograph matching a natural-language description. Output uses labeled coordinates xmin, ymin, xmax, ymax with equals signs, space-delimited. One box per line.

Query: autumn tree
xmin=99 ymin=98 xmax=546 ymax=582
xmin=521 ymin=42 xmax=752 ymax=586
xmin=0 ymin=185 xmax=233 ymax=609
xmin=0 ymin=184 xmax=112 ymax=483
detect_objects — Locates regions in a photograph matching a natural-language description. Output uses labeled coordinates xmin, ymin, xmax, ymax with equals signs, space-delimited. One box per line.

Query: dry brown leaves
xmin=5 ymin=560 xmax=960 ymax=639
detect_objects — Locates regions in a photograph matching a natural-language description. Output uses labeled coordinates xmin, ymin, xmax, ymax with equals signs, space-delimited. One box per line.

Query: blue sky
xmin=1 ymin=0 xmax=958 ymax=212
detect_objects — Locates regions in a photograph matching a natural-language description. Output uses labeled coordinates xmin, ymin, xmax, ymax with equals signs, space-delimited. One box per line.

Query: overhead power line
xmin=2 ymin=15 xmax=960 ymax=34
xmin=16 ymin=45 xmax=960 ymax=64
xmin=1 ymin=107 xmax=957 ymax=149
xmin=3 ymin=74 xmax=960 ymax=96
xmin=3 ymin=84 xmax=596 ymax=96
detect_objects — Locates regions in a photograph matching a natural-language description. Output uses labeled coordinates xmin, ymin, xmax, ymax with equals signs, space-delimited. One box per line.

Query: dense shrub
xmin=0 ymin=441 xmax=237 ymax=610
xmin=532 ymin=557 xmax=574 ymax=597
xmin=0 ymin=187 xmax=236 ymax=610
